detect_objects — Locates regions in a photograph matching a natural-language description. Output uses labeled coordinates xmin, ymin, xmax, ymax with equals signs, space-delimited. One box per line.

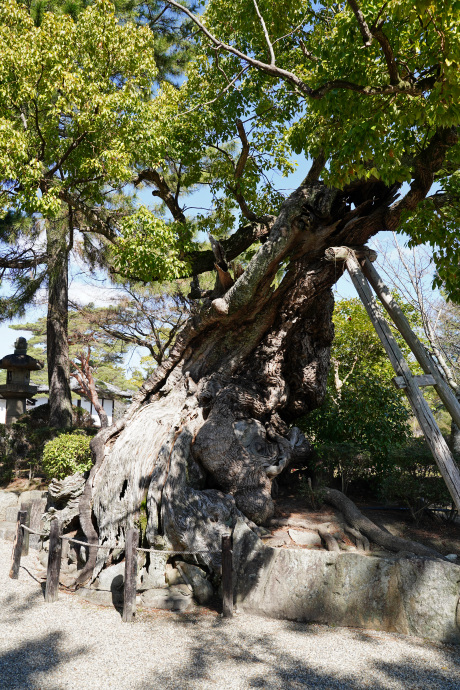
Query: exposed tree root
xmin=323 ymin=487 xmax=442 ymax=557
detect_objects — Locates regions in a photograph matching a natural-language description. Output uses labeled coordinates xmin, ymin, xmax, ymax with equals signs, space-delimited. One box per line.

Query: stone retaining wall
xmin=233 ymin=519 xmax=460 ymax=644
xmin=0 ymin=488 xmax=47 ymax=545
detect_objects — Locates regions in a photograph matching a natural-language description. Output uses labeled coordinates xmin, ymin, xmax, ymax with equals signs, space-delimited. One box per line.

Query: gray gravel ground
xmin=1 ymin=539 xmax=460 ymax=689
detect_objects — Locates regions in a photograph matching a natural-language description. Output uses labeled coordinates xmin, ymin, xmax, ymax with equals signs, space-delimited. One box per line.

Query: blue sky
xmin=0 ymin=157 xmax=424 ymax=374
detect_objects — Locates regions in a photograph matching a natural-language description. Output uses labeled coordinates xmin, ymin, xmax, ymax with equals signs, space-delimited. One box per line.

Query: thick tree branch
xmin=58 ymin=191 xmax=118 ymax=242
xmin=189 ymin=218 xmax=273 ymax=276
xmin=303 ymin=150 xmax=326 ymax=184
xmin=234 ymin=119 xmax=250 ymax=179
xmin=133 ymin=168 xmax=186 ymax=223
xmin=230 ymin=119 xmax=258 ymax=222
xmin=46 ymin=131 xmax=88 ymax=179
xmin=0 ymin=252 xmax=47 ymax=269
xmin=373 ymin=29 xmax=400 ymax=85
xmin=347 ymin=0 xmax=373 ymax=46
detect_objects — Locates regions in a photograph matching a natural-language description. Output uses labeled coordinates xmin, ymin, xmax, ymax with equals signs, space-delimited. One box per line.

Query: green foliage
xmin=0 ymin=0 xmax=160 ymax=217
xmin=299 ymin=298 xmax=412 ymax=454
xmin=0 ymin=403 xmax=96 ymax=484
xmin=380 ymin=439 xmax=454 ymax=523
xmin=114 ymin=207 xmax=193 ymax=281
xmin=297 ymin=298 xmax=412 ymax=492
xmin=299 ymin=374 xmax=411 ymax=490
xmin=42 ymin=431 xmax=92 ymax=479
xmin=162 ymin=0 xmax=460 ymax=299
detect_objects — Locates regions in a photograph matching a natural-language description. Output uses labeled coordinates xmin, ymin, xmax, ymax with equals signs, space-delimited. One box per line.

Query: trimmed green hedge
xmin=42 ymin=432 xmax=93 ymax=480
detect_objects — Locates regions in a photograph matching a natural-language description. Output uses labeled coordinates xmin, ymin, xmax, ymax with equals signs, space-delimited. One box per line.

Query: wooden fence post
xmin=9 ymin=510 xmax=27 ymax=579
xmin=221 ymin=535 xmax=233 ymax=618
xmin=45 ymin=519 xmax=62 ymax=603
xmin=21 ymin=503 xmax=30 ymax=557
xmin=122 ymin=528 xmax=139 ymax=623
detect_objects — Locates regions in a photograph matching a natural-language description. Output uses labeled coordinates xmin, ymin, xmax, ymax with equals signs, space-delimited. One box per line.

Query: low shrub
xmin=380 ymin=439 xmax=454 ymax=523
xmin=42 ymin=432 xmax=93 ymax=480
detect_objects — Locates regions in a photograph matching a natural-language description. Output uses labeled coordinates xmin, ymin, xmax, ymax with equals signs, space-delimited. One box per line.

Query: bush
xmin=42 ymin=432 xmax=93 ymax=480
xmin=379 ymin=439 xmax=454 ymax=523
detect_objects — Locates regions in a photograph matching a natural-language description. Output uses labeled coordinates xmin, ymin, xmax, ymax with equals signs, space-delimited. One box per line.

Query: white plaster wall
xmin=0 ymin=399 xmax=6 ymax=425
xmin=77 ymin=397 xmax=113 ymax=426
xmin=29 ymin=396 xmax=113 ymax=427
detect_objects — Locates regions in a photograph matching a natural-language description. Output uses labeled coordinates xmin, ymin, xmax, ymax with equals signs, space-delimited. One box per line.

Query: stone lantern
xmin=0 ymin=337 xmax=44 ymax=424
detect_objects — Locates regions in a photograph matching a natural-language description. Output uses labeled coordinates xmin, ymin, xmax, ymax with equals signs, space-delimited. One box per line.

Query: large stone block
xmin=141 ymin=586 xmax=192 ymax=611
xmin=75 ymin=588 xmax=125 ymax=608
xmin=94 ymin=561 xmax=125 ymax=591
xmin=138 ymin=552 xmax=168 ymax=590
xmin=0 ymin=492 xmax=19 ymax=521
xmin=19 ymin=490 xmax=47 ymax=505
xmin=5 ymin=505 xmax=20 ymax=522
xmin=0 ymin=520 xmax=17 ymax=541
xmin=233 ymin=518 xmax=460 ymax=644
xmin=177 ymin=562 xmax=214 ymax=605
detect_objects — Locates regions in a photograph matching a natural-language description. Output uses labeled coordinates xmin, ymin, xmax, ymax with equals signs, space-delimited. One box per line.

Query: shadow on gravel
xmin=0 ymin=631 xmax=88 ymax=689
xmin=0 ymin=588 xmax=44 ymax=625
xmin=136 ymin=617 xmax=460 ymax=690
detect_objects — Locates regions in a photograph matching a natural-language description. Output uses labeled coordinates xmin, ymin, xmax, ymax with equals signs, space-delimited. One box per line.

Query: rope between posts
xmin=21 ymin=525 xmax=45 ymax=537
xmin=136 ymin=547 xmax=220 ymax=555
xmin=60 ymin=536 xmax=115 ymax=549
xmin=19 ymin=524 xmax=222 ymax=555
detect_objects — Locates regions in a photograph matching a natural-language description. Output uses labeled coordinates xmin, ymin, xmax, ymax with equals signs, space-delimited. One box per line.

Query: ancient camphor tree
xmin=71 ymin=0 xmax=460 ymax=581
xmin=5 ymin=1 xmax=460 ymax=578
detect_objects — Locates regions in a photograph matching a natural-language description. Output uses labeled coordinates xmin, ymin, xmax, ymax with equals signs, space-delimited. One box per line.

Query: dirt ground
xmin=273 ymin=490 xmax=460 ymax=556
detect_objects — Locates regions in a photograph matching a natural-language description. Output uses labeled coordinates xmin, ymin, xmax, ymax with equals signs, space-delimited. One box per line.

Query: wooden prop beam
xmin=325 ymin=246 xmax=378 ymax=263
xmin=362 ymin=257 xmax=460 ymax=429
xmin=342 ymin=250 xmax=460 ymax=513
xmin=21 ymin=503 xmax=30 ymax=557
xmin=393 ymin=374 xmax=436 ymax=390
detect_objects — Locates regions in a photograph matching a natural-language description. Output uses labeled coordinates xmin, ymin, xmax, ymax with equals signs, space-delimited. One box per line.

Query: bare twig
xmin=252 ymin=0 xmax=275 ymax=66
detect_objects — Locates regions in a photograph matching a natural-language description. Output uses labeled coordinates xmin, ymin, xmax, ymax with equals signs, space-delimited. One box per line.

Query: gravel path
xmin=1 ymin=539 xmax=459 ymax=689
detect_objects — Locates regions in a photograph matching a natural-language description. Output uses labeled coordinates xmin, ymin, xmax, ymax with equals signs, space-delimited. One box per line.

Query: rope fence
xmin=21 ymin=525 xmax=45 ymax=536
xmin=8 ymin=508 xmax=234 ymax=621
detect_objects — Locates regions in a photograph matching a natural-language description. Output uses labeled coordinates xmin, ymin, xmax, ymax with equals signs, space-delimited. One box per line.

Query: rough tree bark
xmin=47 ymin=219 xmax=73 ymax=429
xmin=74 ymin=129 xmax=456 ymax=584
xmin=71 ymin=347 xmax=109 ymax=428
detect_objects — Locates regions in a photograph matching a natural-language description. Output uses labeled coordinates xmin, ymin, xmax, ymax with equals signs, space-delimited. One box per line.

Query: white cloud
xmin=68 ymin=281 xmax=124 ymax=306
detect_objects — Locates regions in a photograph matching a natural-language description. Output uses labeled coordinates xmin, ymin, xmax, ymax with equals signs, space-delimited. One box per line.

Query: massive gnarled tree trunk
xmin=75 ymin=130 xmax=455 ymax=582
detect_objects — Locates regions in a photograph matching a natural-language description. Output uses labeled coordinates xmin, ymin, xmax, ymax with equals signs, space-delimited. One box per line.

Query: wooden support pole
xmin=122 ymin=528 xmax=138 ymax=623
xmin=9 ymin=510 xmax=27 ymax=579
xmin=45 ymin=519 xmax=62 ymax=603
xmin=221 ymin=535 xmax=233 ymax=618
xmin=21 ymin=503 xmax=30 ymax=557
xmin=325 ymin=245 xmax=378 ymax=262
xmin=345 ymin=251 xmax=460 ymax=513
xmin=362 ymin=257 xmax=460 ymax=429
xmin=393 ymin=374 xmax=436 ymax=389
